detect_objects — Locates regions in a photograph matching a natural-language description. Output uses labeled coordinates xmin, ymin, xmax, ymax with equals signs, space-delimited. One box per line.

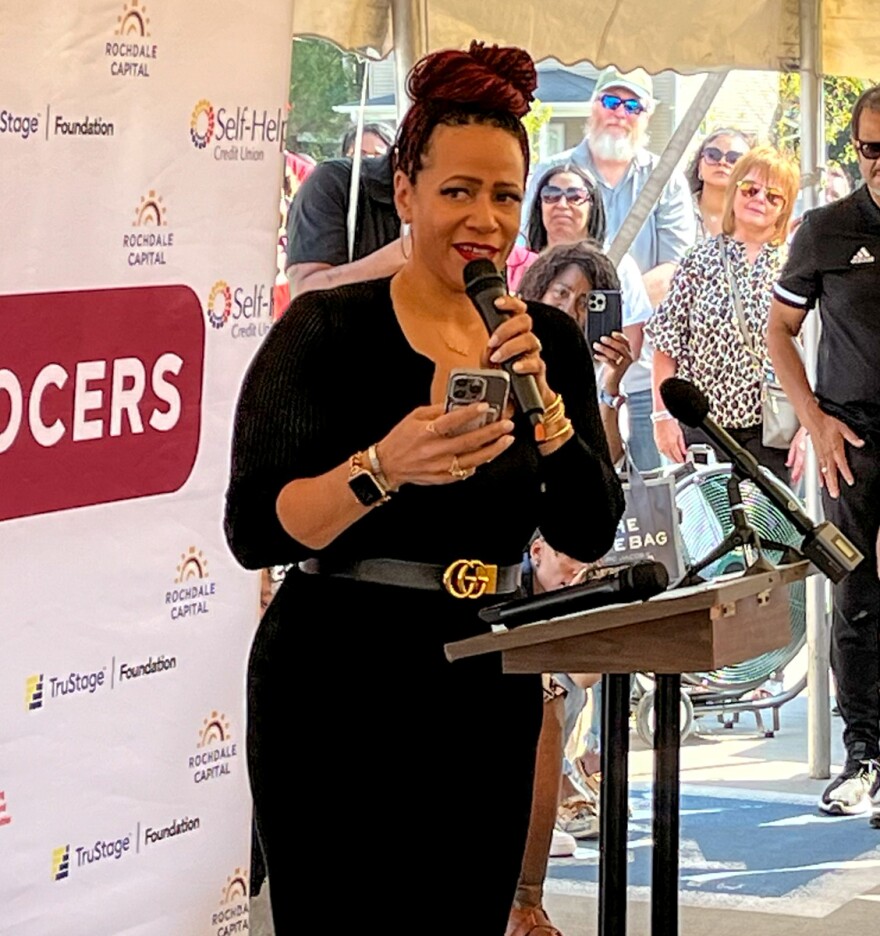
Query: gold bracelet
xmin=541 ymin=414 xmax=569 ymax=439
xmin=543 ymin=393 xmax=564 ymax=421
xmin=538 ymin=419 xmax=574 ymax=445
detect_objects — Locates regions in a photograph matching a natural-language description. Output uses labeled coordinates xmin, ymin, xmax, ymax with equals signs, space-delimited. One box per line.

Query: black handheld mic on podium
xmin=479 ymin=560 xmax=669 ymax=629
xmin=659 ymin=376 xmax=863 ymax=583
xmin=463 ymin=259 xmax=546 ymax=431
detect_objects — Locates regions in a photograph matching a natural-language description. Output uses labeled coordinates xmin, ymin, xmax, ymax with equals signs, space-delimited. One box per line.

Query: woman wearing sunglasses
xmin=646 ymin=146 xmax=801 ymax=480
xmin=510 ymin=162 xmax=652 ymax=362
xmin=685 ymin=127 xmax=752 ymax=239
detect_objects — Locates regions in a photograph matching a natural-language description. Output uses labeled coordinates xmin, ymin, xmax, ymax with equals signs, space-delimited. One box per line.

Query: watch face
xmin=348 ymin=469 xmax=387 ymax=506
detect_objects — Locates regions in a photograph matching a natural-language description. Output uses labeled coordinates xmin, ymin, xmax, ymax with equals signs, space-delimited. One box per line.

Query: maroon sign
xmin=0 ymin=285 xmax=204 ymax=521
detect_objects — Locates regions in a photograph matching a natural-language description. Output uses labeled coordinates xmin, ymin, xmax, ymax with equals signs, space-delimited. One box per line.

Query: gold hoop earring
xmin=401 ymin=222 xmax=412 ymax=260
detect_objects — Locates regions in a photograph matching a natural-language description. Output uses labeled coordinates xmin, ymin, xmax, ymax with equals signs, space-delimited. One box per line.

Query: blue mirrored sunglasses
xmin=598 ymin=93 xmax=646 ymax=116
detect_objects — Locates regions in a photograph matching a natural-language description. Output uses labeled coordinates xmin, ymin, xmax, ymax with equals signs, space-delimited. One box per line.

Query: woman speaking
xmin=225 ymin=42 xmax=623 ymax=931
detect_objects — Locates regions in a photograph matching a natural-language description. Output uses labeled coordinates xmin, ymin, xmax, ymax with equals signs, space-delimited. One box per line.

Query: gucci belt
xmin=298 ymin=557 xmax=521 ymax=598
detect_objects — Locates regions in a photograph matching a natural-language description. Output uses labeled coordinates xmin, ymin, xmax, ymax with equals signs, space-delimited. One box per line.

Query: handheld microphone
xmin=660 ymin=377 xmax=863 ymax=584
xmin=478 ymin=559 xmax=669 ymax=629
xmin=463 ymin=259 xmax=546 ymax=432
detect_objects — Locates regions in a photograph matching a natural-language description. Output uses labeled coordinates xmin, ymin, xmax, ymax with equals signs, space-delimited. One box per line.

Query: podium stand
xmin=445 ymin=561 xmax=810 ymax=936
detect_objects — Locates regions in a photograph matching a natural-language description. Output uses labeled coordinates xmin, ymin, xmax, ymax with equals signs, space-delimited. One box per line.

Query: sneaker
xmin=819 ymin=759 xmax=880 ymax=815
xmin=557 ymin=795 xmax=600 ymax=839
xmin=550 ymin=827 xmax=577 ymax=857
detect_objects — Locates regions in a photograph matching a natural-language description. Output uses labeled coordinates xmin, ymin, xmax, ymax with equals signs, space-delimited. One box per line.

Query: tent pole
xmin=391 ymin=0 xmax=427 ymax=123
xmin=799 ymin=0 xmax=831 ymax=781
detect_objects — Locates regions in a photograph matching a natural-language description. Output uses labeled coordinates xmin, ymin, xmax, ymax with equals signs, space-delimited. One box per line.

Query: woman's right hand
xmin=653 ymin=417 xmax=688 ymax=464
xmin=376 ymin=403 xmax=515 ymax=489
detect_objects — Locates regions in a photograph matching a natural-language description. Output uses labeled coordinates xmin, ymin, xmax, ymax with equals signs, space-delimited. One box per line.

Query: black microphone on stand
xmin=479 ymin=559 xmax=669 ymax=628
xmin=463 ymin=259 xmax=546 ymax=434
xmin=660 ymin=376 xmax=863 ymax=584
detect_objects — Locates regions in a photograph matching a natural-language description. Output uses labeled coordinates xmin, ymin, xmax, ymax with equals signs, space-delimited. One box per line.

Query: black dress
xmin=224 ymin=278 xmax=623 ymax=934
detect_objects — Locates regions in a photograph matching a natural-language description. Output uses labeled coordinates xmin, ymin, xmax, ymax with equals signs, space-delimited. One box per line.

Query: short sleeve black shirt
xmin=774 ymin=186 xmax=880 ymax=435
xmin=285 ymin=153 xmax=400 ymax=269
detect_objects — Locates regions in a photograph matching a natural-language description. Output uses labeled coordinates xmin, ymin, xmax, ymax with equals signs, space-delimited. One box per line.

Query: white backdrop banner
xmin=0 ymin=2 xmax=293 ymax=933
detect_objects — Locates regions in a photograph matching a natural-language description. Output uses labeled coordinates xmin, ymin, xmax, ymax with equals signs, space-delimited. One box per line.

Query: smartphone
xmin=586 ymin=289 xmax=623 ymax=349
xmin=445 ymin=368 xmax=510 ymax=434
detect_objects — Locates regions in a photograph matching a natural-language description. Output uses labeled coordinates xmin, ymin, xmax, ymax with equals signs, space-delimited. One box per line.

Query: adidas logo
xmin=850 ymin=246 xmax=875 ymax=265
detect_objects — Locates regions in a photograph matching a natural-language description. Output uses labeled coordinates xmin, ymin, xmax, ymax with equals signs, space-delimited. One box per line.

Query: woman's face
xmin=541 ymin=171 xmax=593 ymax=248
xmin=732 ymin=169 xmax=785 ymax=239
xmin=393 ymin=123 xmax=525 ymax=291
xmin=539 ymin=263 xmax=592 ymax=326
xmin=699 ymin=134 xmax=748 ymax=191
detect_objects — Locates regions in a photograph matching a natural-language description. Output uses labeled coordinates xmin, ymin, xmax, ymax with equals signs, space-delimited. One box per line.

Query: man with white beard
xmin=523 ymin=67 xmax=695 ymax=469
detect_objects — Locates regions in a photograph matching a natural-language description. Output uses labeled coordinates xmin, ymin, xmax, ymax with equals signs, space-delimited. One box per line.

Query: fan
xmin=674 ymin=462 xmax=806 ymax=690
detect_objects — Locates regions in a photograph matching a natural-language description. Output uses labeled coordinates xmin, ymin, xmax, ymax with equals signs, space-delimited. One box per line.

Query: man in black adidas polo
xmin=768 ymin=85 xmax=880 ymax=818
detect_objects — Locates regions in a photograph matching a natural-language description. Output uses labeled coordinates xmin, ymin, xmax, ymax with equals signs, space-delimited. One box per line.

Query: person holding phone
xmin=225 ymin=41 xmax=624 ymax=933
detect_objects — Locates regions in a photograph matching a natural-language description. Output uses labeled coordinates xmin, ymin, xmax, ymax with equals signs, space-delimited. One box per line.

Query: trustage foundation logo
xmin=190 ymin=98 xmax=285 ymax=163
xmin=205 ymin=280 xmax=272 ymax=339
xmin=106 ymin=0 xmax=157 ymax=79
xmin=26 ymin=668 xmax=106 ymax=711
xmin=189 ymin=711 xmax=238 ymax=784
xmin=52 ymin=845 xmax=70 ymax=881
xmin=25 ymin=674 xmax=44 ymax=711
xmin=0 ymin=109 xmax=40 ymax=140
xmin=212 ymin=867 xmax=249 ymax=935
xmin=122 ymin=190 xmax=174 ymax=268
xmin=143 ymin=815 xmax=200 ymax=847
xmin=166 ymin=546 xmax=216 ymax=621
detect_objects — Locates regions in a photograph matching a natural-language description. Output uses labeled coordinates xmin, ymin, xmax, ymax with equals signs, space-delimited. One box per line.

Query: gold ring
xmin=615 ymin=355 xmax=624 ymax=365
xmin=425 ymin=422 xmax=437 ymax=434
xmin=449 ymin=455 xmax=468 ymax=479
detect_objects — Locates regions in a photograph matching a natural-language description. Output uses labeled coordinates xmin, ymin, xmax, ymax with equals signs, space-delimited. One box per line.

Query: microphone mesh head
xmin=626 ymin=560 xmax=670 ymax=600
xmin=659 ymin=377 xmax=710 ymax=428
xmin=463 ymin=258 xmax=502 ymax=295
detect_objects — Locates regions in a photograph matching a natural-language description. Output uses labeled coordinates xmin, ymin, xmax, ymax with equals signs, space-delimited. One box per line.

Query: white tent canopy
xmin=292 ymin=0 xmax=879 ymax=78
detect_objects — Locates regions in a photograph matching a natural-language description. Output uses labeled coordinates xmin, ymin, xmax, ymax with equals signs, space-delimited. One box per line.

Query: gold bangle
xmin=543 ymin=393 xmax=564 ymax=420
xmin=538 ymin=419 xmax=574 ymax=445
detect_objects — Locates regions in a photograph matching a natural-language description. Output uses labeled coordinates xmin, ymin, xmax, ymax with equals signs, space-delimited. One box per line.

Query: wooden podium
xmin=446 ymin=561 xmax=810 ymax=936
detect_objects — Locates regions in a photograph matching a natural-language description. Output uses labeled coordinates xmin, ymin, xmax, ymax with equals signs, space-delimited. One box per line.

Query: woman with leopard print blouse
xmin=645 ymin=146 xmax=803 ymax=481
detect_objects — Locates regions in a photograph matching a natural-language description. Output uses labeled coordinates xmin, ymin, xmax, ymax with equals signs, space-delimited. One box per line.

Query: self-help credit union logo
xmin=0 ymin=287 xmax=203 ymax=523
xmin=206 ymin=280 xmax=272 ymax=339
xmin=122 ymin=190 xmax=174 ymax=268
xmin=211 ymin=867 xmax=249 ymax=935
xmin=0 ymin=790 xmax=12 ymax=828
xmin=189 ymin=99 xmax=285 ymax=162
xmin=166 ymin=546 xmax=216 ymax=621
xmin=106 ymin=0 xmax=157 ymax=79
xmin=189 ymin=711 xmax=238 ymax=784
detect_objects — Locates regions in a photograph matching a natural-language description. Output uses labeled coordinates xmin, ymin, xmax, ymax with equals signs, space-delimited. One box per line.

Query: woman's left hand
xmin=592 ymin=331 xmax=633 ymax=391
xmin=485 ymin=295 xmax=555 ymax=406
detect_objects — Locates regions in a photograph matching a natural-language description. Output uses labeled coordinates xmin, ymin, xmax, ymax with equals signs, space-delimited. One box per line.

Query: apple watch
xmin=348 ymin=451 xmax=391 ymax=507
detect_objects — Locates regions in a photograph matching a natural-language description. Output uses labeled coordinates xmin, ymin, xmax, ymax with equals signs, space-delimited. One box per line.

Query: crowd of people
xmin=228 ymin=43 xmax=880 ymax=934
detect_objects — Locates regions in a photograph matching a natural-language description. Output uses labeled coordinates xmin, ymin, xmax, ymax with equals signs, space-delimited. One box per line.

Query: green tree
xmin=287 ymin=37 xmax=364 ymax=159
xmin=522 ymin=99 xmax=554 ymax=165
xmin=773 ymin=73 xmax=872 ymax=179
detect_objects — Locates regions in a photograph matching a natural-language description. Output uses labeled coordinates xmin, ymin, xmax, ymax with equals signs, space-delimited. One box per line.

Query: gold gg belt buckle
xmin=442 ymin=559 xmax=498 ymax=599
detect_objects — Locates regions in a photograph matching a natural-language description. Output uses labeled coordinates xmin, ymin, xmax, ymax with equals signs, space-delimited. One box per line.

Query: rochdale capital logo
xmin=106 ymin=0 xmax=157 ymax=79
xmin=211 ymin=867 xmax=249 ymax=935
xmin=122 ymin=190 xmax=174 ymax=269
xmin=189 ymin=711 xmax=238 ymax=784
xmin=166 ymin=545 xmax=216 ymax=621
xmin=190 ymin=100 xmax=215 ymax=149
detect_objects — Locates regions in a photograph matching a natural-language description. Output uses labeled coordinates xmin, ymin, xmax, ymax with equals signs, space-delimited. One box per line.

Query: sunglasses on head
xmin=702 ymin=145 xmax=745 ymax=166
xmin=540 ymin=184 xmax=592 ymax=206
xmin=598 ymin=93 xmax=646 ymax=116
xmin=736 ymin=179 xmax=786 ymax=208
xmin=855 ymin=139 xmax=880 ymax=160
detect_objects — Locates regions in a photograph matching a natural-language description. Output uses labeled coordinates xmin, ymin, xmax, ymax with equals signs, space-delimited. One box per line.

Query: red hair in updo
xmin=394 ymin=41 xmax=537 ymax=182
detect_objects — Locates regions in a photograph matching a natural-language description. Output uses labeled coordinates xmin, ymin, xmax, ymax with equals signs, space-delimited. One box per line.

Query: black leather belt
xmin=298 ymin=557 xmax=521 ymax=599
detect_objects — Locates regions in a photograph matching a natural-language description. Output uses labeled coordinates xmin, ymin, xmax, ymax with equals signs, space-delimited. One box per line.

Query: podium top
xmin=444 ymin=561 xmax=809 ymax=663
